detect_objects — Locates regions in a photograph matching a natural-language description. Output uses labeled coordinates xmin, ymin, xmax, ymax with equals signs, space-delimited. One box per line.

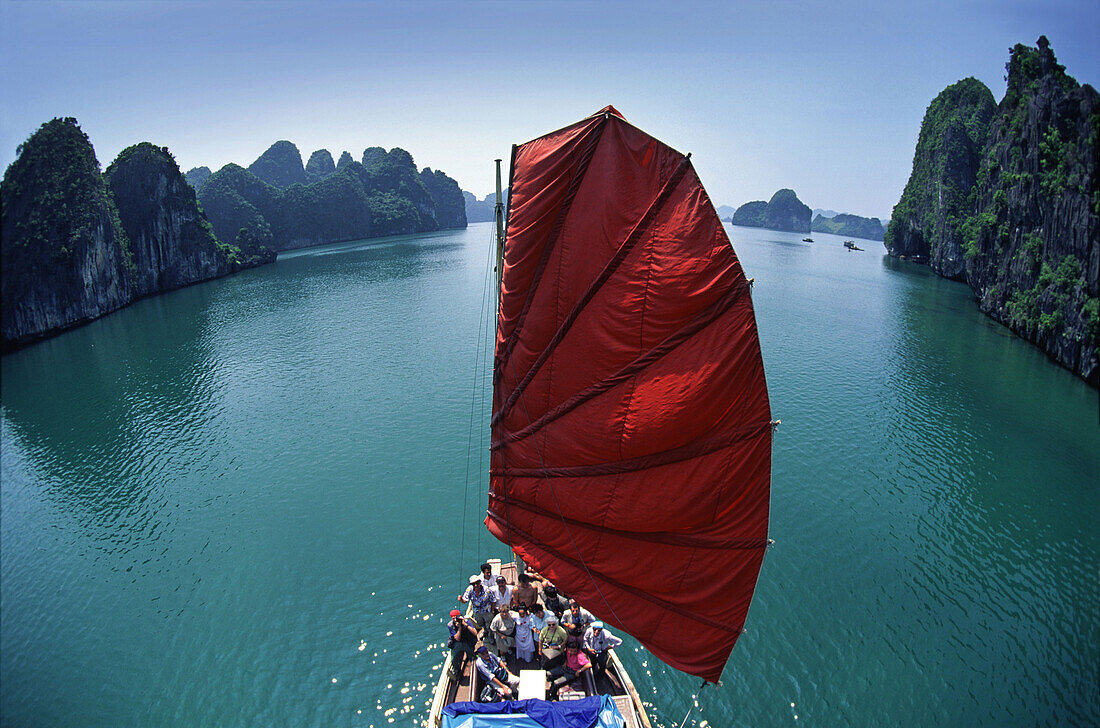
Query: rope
xmin=676 ymin=680 xmax=712 ymax=728
xmin=458 ymin=224 xmax=497 ymax=582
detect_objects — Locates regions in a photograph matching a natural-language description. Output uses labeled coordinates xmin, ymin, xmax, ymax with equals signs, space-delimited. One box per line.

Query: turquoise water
xmin=2 ymin=223 xmax=1097 ymax=727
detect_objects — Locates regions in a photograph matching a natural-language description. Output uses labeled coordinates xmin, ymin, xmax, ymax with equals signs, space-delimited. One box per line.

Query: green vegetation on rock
xmin=885 ymin=77 xmax=996 ymax=277
xmin=731 ymin=200 xmax=767 ymax=227
xmin=811 ymin=213 xmax=885 ymax=241
xmin=305 ymin=150 xmax=336 ymax=183
xmin=247 ymin=140 xmax=307 ymax=188
xmin=888 ymin=36 xmax=1098 ymax=385
xmin=1 ymin=119 xmax=273 ymax=350
xmin=199 ymin=144 xmax=466 ymax=252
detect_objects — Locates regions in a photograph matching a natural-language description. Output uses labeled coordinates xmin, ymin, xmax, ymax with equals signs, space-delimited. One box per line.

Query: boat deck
xmin=427 ymin=560 xmax=649 ymax=727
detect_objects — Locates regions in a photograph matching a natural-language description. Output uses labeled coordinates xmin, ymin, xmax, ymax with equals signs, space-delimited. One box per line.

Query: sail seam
xmin=488 ymin=494 xmax=769 ymax=550
xmin=486 ymin=515 xmax=742 ymax=635
xmin=493 ymin=154 xmax=694 ymax=428
xmin=491 ymin=280 xmax=751 ymax=450
xmin=493 ymin=418 xmax=772 ymax=477
xmin=495 ymin=117 xmax=609 ymax=382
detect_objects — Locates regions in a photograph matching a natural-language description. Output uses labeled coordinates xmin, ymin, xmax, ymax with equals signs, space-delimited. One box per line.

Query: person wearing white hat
xmin=459 ymin=574 xmax=498 ymax=632
xmin=582 ymin=620 xmax=622 ymax=677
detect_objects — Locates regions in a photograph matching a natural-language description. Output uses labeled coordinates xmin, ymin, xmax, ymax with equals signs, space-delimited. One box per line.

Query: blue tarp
xmin=441 ymin=695 xmax=625 ymax=728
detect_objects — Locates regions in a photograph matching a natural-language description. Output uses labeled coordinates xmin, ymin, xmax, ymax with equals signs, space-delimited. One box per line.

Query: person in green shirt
xmin=538 ymin=614 xmax=568 ymax=669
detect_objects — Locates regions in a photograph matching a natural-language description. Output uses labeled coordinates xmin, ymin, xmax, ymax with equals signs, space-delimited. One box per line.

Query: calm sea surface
xmin=2 ymin=223 xmax=1097 ymax=727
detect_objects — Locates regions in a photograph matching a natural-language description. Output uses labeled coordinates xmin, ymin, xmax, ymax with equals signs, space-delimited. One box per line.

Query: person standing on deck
xmin=512 ymin=603 xmax=537 ymax=665
xmin=511 ymin=573 xmax=541 ymax=609
xmin=477 ymin=562 xmax=497 ymax=592
xmin=538 ymin=614 xmax=568 ymax=669
xmin=529 ymin=603 xmax=548 ymax=633
xmin=492 ymin=575 xmax=513 ymax=608
xmin=458 ymin=575 xmax=498 ymax=633
xmin=582 ymin=621 xmax=623 ymax=677
xmin=474 ymin=644 xmax=519 ymax=699
xmin=488 ymin=602 xmax=517 ymax=659
xmin=562 ymin=598 xmax=595 ymax=638
xmin=541 ymin=583 xmax=570 ymax=618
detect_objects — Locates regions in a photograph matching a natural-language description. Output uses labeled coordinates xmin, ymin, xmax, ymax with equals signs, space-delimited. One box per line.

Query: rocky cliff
xmin=731 ymin=200 xmax=767 ymax=227
xmin=420 ymin=168 xmax=468 ymax=229
xmin=2 ymin=119 xmax=133 ymax=349
xmin=765 ymin=189 xmax=812 ymax=232
xmin=887 ymin=38 xmax=1098 ymax=385
xmin=885 ymin=78 xmax=997 ymax=277
xmin=730 ymin=190 xmax=812 ymax=232
xmin=184 ymin=165 xmax=211 ymax=191
xmin=812 ymin=212 xmax=886 ymax=241
xmin=1 ymin=119 xmax=271 ymax=351
xmin=247 ymin=140 xmax=307 ymax=188
xmin=305 ymin=149 xmax=336 ymax=183
xmin=965 ymin=38 xmax=1098 ymax=384
xmin=106 ymin=143 xmax=273 ymax=296
xmin=199 ymin=144 xmax=467 ymax=251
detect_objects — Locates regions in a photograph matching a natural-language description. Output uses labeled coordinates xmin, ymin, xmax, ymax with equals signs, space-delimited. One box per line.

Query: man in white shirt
xmin=582 ymin=621 xmax=623 ymax=677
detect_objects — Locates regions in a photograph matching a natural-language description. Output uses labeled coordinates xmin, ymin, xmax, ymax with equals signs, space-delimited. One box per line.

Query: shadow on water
xmin=1 ymin=287 xmax=222 ymax=550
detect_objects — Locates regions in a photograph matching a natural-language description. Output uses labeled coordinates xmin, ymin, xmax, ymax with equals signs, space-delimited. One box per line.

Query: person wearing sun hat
xmin=582 ymin=620 xmax=622 ymax=677
xmin=459 ymin=574 xmax=498 ymax=632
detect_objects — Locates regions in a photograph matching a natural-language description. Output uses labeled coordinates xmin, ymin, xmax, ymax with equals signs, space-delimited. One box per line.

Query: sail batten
xmin=488 ymin=107 xmax=772 ymax=683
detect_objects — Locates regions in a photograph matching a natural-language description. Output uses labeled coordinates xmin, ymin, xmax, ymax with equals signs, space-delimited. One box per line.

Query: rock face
xmin=464 ymin=190 xmax=506 ymax=223
xmin=247 ymin=140 xmax=307 ymax=188
xmin=420 ymin=168 xmax=468 ymax=230
xmin=887 ymin=38 xmax=1098 ymax=385
xmin=731 ymin=201 xmax=767 ymax=227
xmin=885 ymin=78 xmax=997 ymax=277
xmin=764 ymin=189 xmax=812 ymax=232
xmin=107 ymin=143 xmax=235 ymax=296
xmin=966 ymin=38 xmax=1098 ymax=384
xmin=2 ymin=119 xmax=133 ymax=350
xmin=730 ymin=191 xmax=811 ymax=232
xmin=199 ymin=144 xmax=467 ymax=252
xmin=812 ymin=213 xmax=886 ymax=241
xmin=184 ymin=165 xmax=211 ymax=191
xmin=305 ymin=150 xmax=336 ymax=183
xmin=1 ymin=119 xmax=273 ymax=351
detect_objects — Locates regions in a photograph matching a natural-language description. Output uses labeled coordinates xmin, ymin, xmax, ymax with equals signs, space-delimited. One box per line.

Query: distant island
xmin=886 ymin=36 xmax=1098 ymax=385
xmin=811 ymin=213 xmax=886 ymax=241
xmin=188 ymin=141 xmax=466 ymax=253
xmin=1 ymin=121 xmax=468 ymax=351
xmin=731 ymin=189 xmax=812 ymax=232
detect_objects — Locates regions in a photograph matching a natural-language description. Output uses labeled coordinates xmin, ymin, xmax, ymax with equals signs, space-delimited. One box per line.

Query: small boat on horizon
xmin=803 ymin=236 xmax=814 ymax=242
xmin=844 ymin=240 xmax=863 ymax=251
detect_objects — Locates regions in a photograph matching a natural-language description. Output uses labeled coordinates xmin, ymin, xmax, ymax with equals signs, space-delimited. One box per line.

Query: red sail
xmin=487 ymin=107 xmax=772 ymax=683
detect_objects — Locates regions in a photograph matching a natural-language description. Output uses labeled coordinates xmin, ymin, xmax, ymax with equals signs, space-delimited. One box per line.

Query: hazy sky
xmin=1 ymin=0 xmax=1097 ymax=219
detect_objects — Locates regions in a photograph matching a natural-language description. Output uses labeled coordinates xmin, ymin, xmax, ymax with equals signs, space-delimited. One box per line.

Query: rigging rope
xmin=458 ymin=224 xmax=498 ymax=582
xmin=676 ymin=680 xmax=713 ymax=728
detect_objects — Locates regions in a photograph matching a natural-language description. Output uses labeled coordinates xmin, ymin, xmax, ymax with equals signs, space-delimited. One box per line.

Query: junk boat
xmin=429 ymin=106 xmax=774 ymax=727
xmin=844 ymin=240 xmax=863 ymax=251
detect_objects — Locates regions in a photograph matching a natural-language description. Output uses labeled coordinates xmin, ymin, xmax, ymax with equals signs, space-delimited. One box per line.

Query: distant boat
xmin=802 ymin=237 xmax=813 ymax=242
xmin=843 ymin=240 xmax=863 ymax=251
